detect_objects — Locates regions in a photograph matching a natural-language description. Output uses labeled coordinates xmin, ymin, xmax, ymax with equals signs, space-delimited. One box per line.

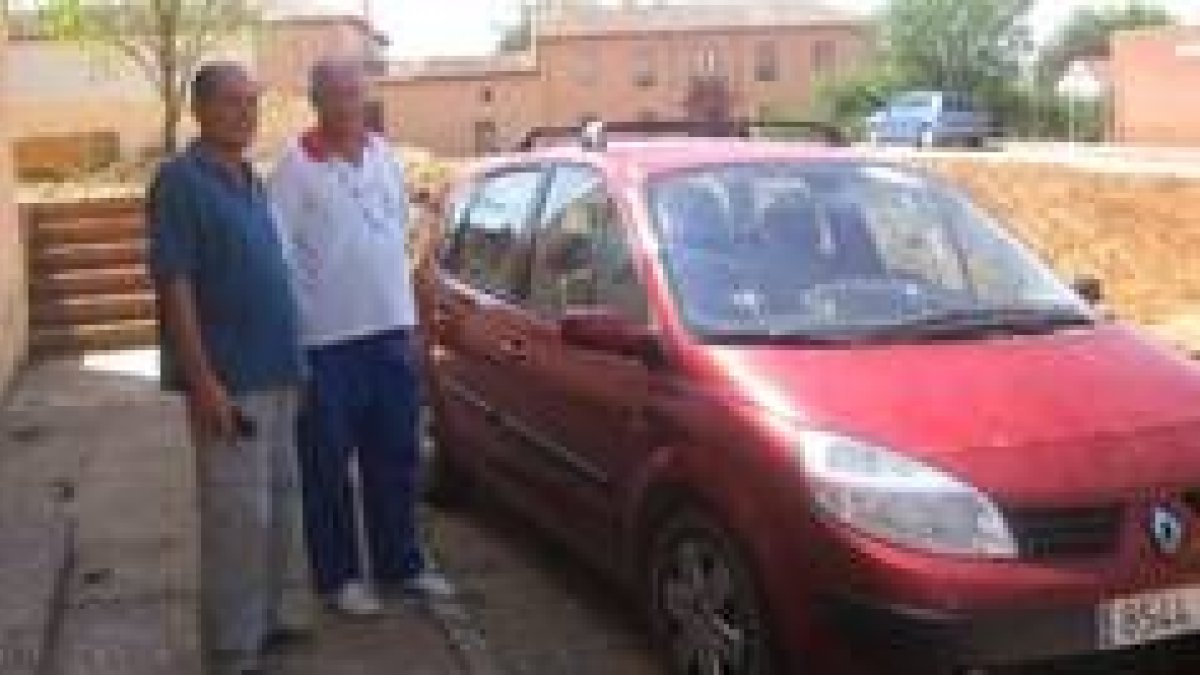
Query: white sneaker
xmin=330 ymin=581 xmax=383 ymax=617
xmin=402 ymin=571 xmax=458 ymax=599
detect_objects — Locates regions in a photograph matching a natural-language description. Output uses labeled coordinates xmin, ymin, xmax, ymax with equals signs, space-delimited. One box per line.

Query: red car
xmin=417 ymin=123 xmax=1200 ymax=674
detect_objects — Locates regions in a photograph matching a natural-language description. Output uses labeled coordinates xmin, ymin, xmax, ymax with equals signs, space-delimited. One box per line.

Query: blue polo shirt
xmin=148 ymin=141 xmax=304 ymax=394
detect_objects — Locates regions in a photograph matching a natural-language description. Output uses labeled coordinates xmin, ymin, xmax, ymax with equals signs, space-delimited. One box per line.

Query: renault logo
xmin=1150 ymin=506 xmax=1187 ymax=556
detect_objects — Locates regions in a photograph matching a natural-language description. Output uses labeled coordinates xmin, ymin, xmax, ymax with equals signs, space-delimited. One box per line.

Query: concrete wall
xmin=1112 ymin=26 xmax=1200 ymax=146
xmin=378 ymin=71 xmax=542 ymax=158
xmin=0 ymin=11 xmax=29 ymax=392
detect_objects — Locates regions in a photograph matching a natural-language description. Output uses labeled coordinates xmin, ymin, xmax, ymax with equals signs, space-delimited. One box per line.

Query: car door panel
xmin=498 ymin=164 xmax=654 ymax=566
xmin=425 ymin=167 xmax=548 ymax=489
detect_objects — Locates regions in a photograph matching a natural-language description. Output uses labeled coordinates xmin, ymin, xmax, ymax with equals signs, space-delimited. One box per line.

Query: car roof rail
xmin=513 ymin=119 xmax=848 ymax=152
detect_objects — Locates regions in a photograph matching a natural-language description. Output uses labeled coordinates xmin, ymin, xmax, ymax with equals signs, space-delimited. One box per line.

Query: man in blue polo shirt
xmin=148 ymin=62 xmax=308 ymax=675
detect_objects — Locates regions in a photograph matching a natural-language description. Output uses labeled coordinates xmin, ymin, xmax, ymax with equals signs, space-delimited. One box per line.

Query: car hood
xmin=706 ymin=324 xmax=1200 ymax=502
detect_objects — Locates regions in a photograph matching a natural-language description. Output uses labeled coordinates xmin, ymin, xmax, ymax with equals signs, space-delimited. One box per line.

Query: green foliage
xmin=786 ymin=0 xmax=1039 ymax=139
xmin=496 ymin=0 xmax=538 ymax=53
xmin=880 ymin=0 xmax=1034 ymax=92
xmin=796 ymin=0 xmax=1136 ymax=142
xmin=801 ymin=69 xmax=902 ymax=139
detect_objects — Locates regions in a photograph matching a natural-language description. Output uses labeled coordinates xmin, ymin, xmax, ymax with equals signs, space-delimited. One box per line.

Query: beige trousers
xmin=194 ymin=387 xmax=312 ymax=662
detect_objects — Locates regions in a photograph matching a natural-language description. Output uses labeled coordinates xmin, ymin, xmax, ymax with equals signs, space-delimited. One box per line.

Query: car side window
xmin=438 ymin=183 xmax=475 ymax=272
xmin=529 ymin=165 xmax=648 ymax=323
xmin=453 ymin=168 xmax=545 ymax=299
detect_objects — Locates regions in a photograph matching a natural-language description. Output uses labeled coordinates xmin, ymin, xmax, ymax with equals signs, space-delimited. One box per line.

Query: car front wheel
xmin=647 ymin=509 xmax=777 ymax=675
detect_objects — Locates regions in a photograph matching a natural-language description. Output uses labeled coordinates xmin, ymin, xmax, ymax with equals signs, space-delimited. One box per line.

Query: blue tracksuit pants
xmin=298 ymin=329 xmax=426 ymax=595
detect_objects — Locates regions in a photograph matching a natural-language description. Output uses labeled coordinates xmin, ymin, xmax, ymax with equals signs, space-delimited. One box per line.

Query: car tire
xmin=646 ymin=508 xmax=777 ymax=675
xmin=420 ymin=403 xmax=474 ymax=507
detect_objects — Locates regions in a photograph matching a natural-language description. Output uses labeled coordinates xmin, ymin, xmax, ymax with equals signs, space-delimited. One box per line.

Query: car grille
xmin=1006 ymin=505 xmax=1124 ymax=561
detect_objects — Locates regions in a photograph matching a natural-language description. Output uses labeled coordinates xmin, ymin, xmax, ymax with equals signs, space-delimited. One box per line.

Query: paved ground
xmin=430 ymin=506 xmax=662 ymax=675
xmin=0 ymin=353 xmax=464 ymax=675
xmin=0 ymin=352 xmax=198 ymax=675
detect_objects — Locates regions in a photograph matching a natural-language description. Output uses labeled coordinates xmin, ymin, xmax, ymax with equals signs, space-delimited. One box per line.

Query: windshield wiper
xmin=700 ymin=307 xmax=1095 ymax=346
xmin=703 ymin=329 xmax=879 ymax=346
xmin=887 ymin=306 xmax=1095 ymax=337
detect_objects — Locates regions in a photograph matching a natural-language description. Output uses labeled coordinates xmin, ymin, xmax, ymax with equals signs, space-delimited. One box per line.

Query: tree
xmin=39 ymin=0 xmax=264 ymax=155
xmin=805 ymin=68 xmax=901 ymax=137
xmin=496 ymin=1 xmax=535 ymax=53
xmin=881 ymin=0 xmax=1034 ymax=91
xmin=1038 ymin=2 xmax=1174 ymax=85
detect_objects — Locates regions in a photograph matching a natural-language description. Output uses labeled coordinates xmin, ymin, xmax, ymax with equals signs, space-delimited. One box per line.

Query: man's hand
xmin=188 ymin=376 xmax=238 ymax=443
xmin=158 ymin=276 xmax=238 ymax=443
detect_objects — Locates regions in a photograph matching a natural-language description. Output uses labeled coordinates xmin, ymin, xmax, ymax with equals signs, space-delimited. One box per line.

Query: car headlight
xmin=799 ymin=430 xmax=1018 ymax=560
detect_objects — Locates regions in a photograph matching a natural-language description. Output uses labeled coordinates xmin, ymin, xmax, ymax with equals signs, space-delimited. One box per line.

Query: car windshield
xmin=648 ymin=162 xmax=1094 ymax=343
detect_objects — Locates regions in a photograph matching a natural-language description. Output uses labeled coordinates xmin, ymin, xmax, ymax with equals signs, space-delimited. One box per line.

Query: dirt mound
xmin=929 ymin=160 xmax=1200 ymax=352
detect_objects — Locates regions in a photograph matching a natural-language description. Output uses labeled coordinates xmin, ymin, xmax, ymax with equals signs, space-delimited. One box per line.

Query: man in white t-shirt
xmin=271 ymin=59 xmax=453 ymax=616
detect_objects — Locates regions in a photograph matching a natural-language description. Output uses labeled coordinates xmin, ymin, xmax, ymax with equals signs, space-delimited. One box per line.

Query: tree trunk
xmin=160 ymin=8 xmax=181 ymax=156
xmin=162 ymin=96 xmax=181 ymax=156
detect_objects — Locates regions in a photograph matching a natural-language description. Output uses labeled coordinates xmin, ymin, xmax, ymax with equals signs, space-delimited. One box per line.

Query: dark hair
xmin=191 ymin=62 xmax=246 ymax=107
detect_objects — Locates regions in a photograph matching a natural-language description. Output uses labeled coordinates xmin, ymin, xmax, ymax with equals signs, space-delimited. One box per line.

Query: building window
xmin=576 ymin=50 xmax=600 ymax=85
xmin=633 ymin=46 xmax=657 ymax=87
xmin=755 ymin=41 xmax=779 ymax=82
xmin=474 ymin=119 xmax=498 ymax=155
xmin=813 ymin=40 xmax=837 ymax=77
xmin=481 ymin=86 xmax=494 ymax=104
xmin=694 ymin=44 xmax=723 ymax=77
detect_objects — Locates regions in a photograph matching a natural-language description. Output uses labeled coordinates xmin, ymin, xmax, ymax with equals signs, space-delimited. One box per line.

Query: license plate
xmin=1100 ymin=587 xmax=1200 ymax=650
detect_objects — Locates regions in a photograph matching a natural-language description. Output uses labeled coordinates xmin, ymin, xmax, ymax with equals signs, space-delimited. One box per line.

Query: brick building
xmin=1112 ymin=25 xmax=1200 ymax=146
xmin=376 ymin=2 xmax=872 ymax=156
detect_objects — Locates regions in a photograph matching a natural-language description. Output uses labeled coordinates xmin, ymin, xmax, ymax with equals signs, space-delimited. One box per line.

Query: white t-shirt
xmin=271 ymin=133 xmax=417 ymax=347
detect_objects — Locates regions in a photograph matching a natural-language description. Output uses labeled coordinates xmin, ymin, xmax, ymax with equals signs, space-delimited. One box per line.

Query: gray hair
xmin=309 ymin=58 xmax=366 ymax=105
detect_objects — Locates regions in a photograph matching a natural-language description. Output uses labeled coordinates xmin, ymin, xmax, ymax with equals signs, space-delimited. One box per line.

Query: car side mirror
xmin=560 ymin=308 xmax=662 ymax=363
xmin=1072 ymin=276 xmax=1104 ymax=305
